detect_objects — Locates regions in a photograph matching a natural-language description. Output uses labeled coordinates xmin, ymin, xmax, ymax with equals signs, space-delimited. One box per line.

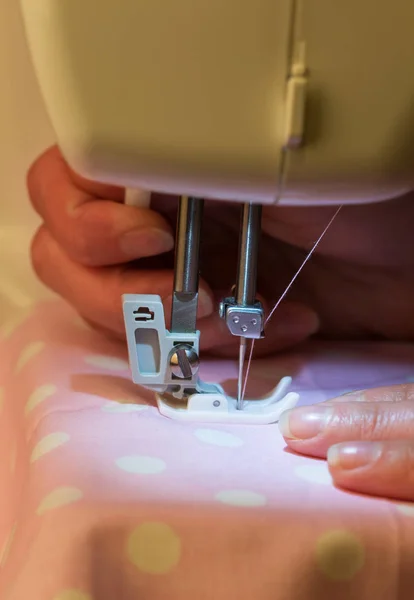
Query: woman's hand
xmin=279 ymin=386 xmax=414 ymax=501
xmin=28 ymin=146 xmax=414 ymax=354
xmin=27 ymin=146 xmax=319 ymax=356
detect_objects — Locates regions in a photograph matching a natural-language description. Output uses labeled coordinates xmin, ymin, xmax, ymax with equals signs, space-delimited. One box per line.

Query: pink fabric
xmin=1 ymin=300 xmax=414 ymax=600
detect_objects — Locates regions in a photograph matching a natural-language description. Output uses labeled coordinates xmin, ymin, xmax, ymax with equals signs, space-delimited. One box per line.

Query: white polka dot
xmin=84 ymin=355 xmax=129 ymax=371
xmin=36 ymin=487 xmax=83 ymax=515
xmin=0 ymin=523 xmax=16 ymax=567
xmin=194 ymin=428 xmax=243 ymax=448
xmin=294 ymin=464 xmax=333 ymax=486
xmin=15 ymin=341 xmax=45 ymax=373
xmin=127 ymin=522 xmax=181 ymax=574
xmin=396 ymin=503 xmax=414 ymax=517
xmin=53 ymin=591 xmax=92 ymax=600
xmin=30 ymin=432 xmax=70 ymax=463
xmin=316 ymin=530 xmax=365 ymax=582
xmin=25 ymin=384 xmax=57 ymax=416
xmin=215 ymin=490 xmax=267 ymax=507
xmin=116 ymin=455 xmax=166 ymax=474
xmin=101 ymin=401 xmax=148 ymax=413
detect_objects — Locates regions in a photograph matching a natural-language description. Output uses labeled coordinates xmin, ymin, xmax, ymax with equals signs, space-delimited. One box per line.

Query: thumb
xmin=327 ymin=440 xmax=414 ymax=501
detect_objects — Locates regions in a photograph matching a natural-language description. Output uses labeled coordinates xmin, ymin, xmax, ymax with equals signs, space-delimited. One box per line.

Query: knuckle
xmin=360 ymin=408 xmax=384 ymax=439
xmin=404 ymin=385 xmax=414 ymax=402
xmin=26 ymin=158 xmax=42 ymax=211
xmin=336 ymin=402 xmax=414 ymax=441
xmin=334 ymin=405 xmax=388 ymax=440
xmin=26 ymin=147 xmax=54 ymax=211
xmin=27 ymin=155 xmax=101 ymax=267
xmin=398 ymin=405 xmax=414 ymax=438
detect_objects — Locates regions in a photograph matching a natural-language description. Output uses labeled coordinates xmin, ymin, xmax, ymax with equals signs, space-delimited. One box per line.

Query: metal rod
xmin=235 ymin=203 xmax=262 ymax=306
xmin=173 ymin=197 xmax=203 ymax=293
xmin=171 ymin=196 xmax=204 ymax=333
xmin=240 ymin=205 xmax=343 ymax=404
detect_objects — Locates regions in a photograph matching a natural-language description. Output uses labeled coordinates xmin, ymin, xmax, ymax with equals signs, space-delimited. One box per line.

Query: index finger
xmin=27 ymin=146 xmax=174 ymax=266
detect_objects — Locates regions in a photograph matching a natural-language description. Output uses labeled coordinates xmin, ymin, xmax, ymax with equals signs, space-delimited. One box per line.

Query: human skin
xmin=27 ymin=145 xmax=414 ymax=501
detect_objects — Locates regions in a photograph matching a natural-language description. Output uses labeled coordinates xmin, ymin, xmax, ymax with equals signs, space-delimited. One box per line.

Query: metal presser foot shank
xmin=122 ymin=197 xmax=299 ymax=425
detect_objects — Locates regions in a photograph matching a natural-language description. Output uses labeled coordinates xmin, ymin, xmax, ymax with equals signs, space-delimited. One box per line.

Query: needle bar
xmin=171 ymin=196 xmax=204 ymax=334
xmin=241 ymin=205 xmax=343 ymax=404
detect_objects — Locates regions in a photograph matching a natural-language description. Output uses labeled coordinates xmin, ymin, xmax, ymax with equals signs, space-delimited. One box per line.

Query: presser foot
xmin=123 ymin=293 xmax=299 ymax=424
xmin=156 ymin=376 xmax=299 ymax=424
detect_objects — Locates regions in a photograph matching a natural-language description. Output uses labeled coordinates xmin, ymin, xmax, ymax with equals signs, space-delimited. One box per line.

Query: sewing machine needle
xmin=237 ymin=337 xmax=247 ymax=410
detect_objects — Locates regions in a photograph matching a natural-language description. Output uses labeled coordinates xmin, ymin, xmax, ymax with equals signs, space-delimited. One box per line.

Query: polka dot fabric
xmin=0 ymin=300 xmax=413 ymax=599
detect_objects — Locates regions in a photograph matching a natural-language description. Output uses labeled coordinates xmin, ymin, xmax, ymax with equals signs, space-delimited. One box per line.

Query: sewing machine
xmin=20 ymin=0 xmax=414 ymax=423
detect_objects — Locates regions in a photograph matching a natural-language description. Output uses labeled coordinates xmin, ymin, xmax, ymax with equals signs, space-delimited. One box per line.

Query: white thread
xmin=241 ymin=206 xmax=343 ymax=402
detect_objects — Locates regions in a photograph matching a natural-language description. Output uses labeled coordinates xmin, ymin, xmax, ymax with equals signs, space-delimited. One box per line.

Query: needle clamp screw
xmin=219 ymin=297 xmax=264 ymax=339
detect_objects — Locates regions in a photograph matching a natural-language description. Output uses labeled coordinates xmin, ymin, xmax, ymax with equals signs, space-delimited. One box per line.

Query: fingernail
xmin=278 ymin=405 xmax=333 ymax=440
xmin=121 ymin=229 xmax=174 ymax=258
xmin=328 ymin=442 xmax=383 ymax=470
xmin=165 ymin=290 xmax=214 ymax=320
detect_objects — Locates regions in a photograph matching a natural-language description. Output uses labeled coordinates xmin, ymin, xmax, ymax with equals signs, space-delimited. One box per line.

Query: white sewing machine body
xmin=20 ymin=0 xmax=414 ymax=206
xmin=20 ymin=0 xmax=414 ymax=424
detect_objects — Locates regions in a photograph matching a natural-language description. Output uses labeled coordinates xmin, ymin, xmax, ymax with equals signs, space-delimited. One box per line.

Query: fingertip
xmin=198 ymin=287 xmax=215 ymax=319
xmin=302 ymin=307 xmax=320 ymax=335
xmin=277 ymin=409 xmax=312 ymax=455
xmin=270 ymin=302 xmax=320 ymax=341
xmin=275 ymin=404 xmax=337 ymax=459
xmin=278 ymin=409 xmax=294 ymax=439
xmin=327 ymin=442 xmax=383 ymax=473
xmin=26 ymin=148 xmax=54 ymax=213
xmin=325 ymin=440 xmax=414 ymax=500
xmin=30 ymin=225 xmax=54 ymax=283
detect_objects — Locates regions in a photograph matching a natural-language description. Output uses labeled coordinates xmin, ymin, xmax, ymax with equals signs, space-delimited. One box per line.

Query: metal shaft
xmin=235 ymin=203 xmax=262 ymax=411
xmin=171 ymin=196 xmax=204 ymax=333
xmin=235 ymin=203 xmax=262 ymax=306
